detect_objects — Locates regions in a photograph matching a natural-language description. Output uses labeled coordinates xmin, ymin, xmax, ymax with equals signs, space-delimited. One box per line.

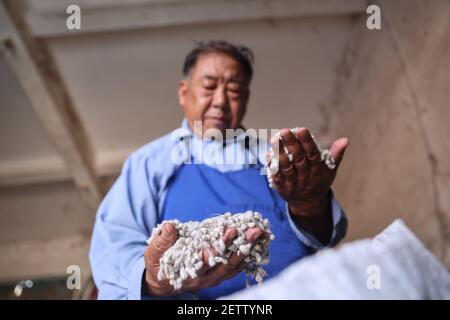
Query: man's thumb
xmin=147 ymin=223 xmax=177 ymax=263
xmin=161 ymin=223 xmax=177 ymax=243
xmin=330 ymin=137 xmax=349 ymax=168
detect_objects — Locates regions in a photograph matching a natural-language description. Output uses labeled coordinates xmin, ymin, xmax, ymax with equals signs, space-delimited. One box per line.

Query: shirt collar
xmin=171 ymin=118 xmax=265 ymax=170
xmin=176 ymin=118 xmax=254 ymax=143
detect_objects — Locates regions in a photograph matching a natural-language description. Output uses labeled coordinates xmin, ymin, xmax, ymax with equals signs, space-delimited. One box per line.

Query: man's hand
xmin=269 ymin=128 xmax=349 ymax=243
xmin=143 ymin=222 xmax=264 ymax=297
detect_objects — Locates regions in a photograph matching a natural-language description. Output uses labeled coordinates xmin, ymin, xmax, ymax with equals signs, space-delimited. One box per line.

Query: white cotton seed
xmin=157 ymin=269 xmax=164 ymax=281
xmin=147 ymin=211 xmax=274 ymax=290
xmin=214 ymin=256 xmax=227 ymax=264
xmin=239 ymin=243 xmax=252 ymax=255
xmin=208 ymin=255 xmax=217 ymax=267
xmin=180 ymin=267 xmax=188 ymax=280
xmin=194 ymin=261 xmax=204 ymax=271
xmin=186 ymin=266 xmax=197 ymax=279
xmin=218 ymin=239 xmax=225 ymax=252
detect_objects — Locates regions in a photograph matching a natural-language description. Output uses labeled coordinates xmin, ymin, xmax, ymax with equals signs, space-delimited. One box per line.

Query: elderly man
xmin=89 ymin=40 xmax=349 ymax=300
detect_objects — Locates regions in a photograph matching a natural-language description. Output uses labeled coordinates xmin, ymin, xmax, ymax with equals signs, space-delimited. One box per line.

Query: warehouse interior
xmin=0 ymin=0 xmax=449 ymax=299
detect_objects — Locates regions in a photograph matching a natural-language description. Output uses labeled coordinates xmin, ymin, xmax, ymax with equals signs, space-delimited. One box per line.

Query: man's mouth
xmin=205 ymin=117 xmax=229 ymax=126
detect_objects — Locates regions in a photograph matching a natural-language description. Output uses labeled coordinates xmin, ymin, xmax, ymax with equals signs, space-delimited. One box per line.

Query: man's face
xmin=178 ymin=52 xmax=250 ymax=137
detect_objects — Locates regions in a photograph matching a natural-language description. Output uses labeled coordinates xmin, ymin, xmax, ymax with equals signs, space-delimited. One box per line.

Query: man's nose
xmin=212 ymin=87 xmax=228 ymax=110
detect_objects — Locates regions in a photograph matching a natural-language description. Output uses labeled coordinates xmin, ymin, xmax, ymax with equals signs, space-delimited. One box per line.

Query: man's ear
xmin=178 ymin=79 xmax=188 ymax=107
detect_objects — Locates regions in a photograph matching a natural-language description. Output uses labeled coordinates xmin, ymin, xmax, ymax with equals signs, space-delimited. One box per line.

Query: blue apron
xmin=161 ymin=161 xmax=310 ymax=299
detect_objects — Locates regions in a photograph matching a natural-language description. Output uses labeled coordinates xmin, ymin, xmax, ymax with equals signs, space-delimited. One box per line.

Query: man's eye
xmin=204 ymin=86 xmax=215 ymax=91
xmin=227 ymin=84 xmax=242 ymax=92
xmin=228 ymin=88 xmax=241 ymax=96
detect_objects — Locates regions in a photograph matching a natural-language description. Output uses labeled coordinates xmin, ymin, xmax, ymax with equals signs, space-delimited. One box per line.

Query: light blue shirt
xmin=89 ymin=119 xmax=347 ymax=300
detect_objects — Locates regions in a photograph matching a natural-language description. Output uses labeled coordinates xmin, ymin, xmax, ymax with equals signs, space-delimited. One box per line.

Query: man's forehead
xmin=193 ymin=53 xmax=246 ymax=80
xmin=200 ymin=75 xmax=244 ymax=84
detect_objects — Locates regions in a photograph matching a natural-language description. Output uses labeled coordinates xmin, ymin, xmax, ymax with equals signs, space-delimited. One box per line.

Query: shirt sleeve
xmin=285 ymin=191 xmax=348 ymax=250
xmin=89 ymin=152 xmax=194 ymax=300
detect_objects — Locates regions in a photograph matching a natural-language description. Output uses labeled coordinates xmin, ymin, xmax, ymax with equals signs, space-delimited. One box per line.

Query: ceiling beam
xmin=0 ymin=148 xmax=131 ymax=187
xmin=0 ymin=2 xmax=103 ymax=210
xmin=0 ymin=157 xmax=68 ymax=186
xmin=23 ymin=0 xmax=367 ymax=38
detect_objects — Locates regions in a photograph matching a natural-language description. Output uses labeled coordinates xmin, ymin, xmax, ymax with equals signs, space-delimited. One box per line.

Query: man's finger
xmin=216 ymin=260 xmax=247 ymax=284
xmin=329 ymin=138 xmax=349 ymax=168
xmin=184 ymin=238 xmax=232 ymax=290
xmin=223 ymin=228 xmax=238 ymax=248
xmin=222 ymin=227 xmax=263 ymax=273
xmin=205 ymin=227 xmax=263 ymax=284
xmin=205 ymin=259 xmax=247 ymax=288
xmin=146 ymin=223 xmax=177 ymax=266
xmin=197 ymin=228 xmax=238 ymax=276
xmin=280 ymin=129 xmax=304 ymax=163
xmin=281 ymin=128 xmax=309 ymax=178
xmin=271 ymin=171 xmax=286 ymax=186
xmin=197 ymin=248 xmax=214 ymax=277
xmin=272 ymin=135 xmax=296 ymax=184
xmin=296 ymin=128 xmax=321 ymax=167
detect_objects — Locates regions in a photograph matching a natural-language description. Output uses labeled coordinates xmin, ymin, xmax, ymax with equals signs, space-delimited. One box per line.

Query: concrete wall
xmin=326 ymin=0 xmax=450 ymax=266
